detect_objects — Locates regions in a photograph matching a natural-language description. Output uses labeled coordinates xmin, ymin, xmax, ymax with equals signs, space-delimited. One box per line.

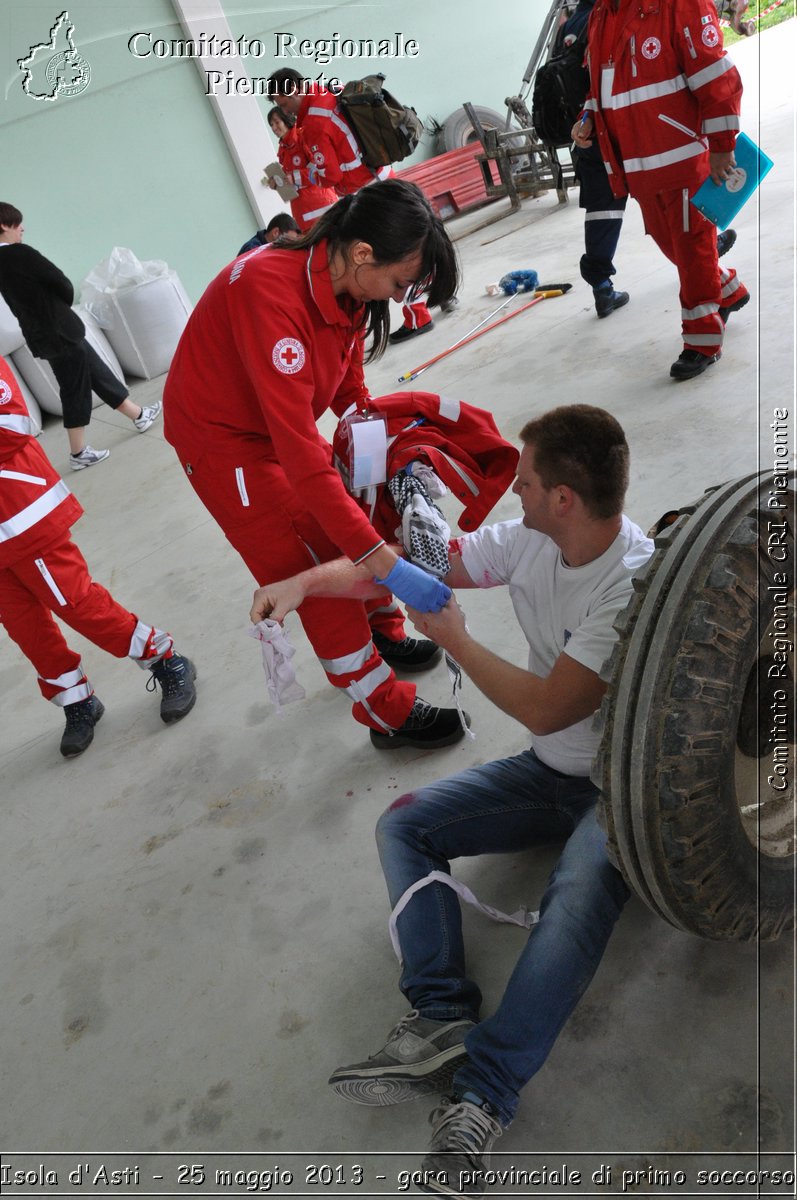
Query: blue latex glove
xmin=374 ymin=558 xmax=452 ymax=613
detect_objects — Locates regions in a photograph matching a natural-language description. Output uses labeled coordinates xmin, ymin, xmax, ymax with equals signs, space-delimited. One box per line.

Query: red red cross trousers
xmin=272 ymin=337 xmax=306 ymax=375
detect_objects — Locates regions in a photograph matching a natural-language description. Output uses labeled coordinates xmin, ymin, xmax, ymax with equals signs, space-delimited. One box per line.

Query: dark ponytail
xmin=284 ymin=180 xmax=460 ymax=361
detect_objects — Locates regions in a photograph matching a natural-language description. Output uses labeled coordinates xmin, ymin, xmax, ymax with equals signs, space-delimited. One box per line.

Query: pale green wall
xmin=226 ymin=0 xmax=551 ymax=161
xmin=1 ymin=0 xmax=258 ymax=301
xmin=2 ymin=0 xmax=549 ymax=303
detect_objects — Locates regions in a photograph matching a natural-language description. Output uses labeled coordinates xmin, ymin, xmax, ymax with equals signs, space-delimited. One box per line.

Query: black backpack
xmin=531 ymin=28 xmax=590 ymax=148
xmin=337 ymin=74 xmax=424 ymax=168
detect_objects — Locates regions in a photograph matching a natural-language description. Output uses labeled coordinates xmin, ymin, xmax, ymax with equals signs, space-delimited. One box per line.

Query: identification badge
xmin=341 ymin=411 xmax=388 ymax=491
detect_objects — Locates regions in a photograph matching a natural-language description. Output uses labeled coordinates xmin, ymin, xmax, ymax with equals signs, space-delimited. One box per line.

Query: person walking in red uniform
xmin=573 ymin=0 xmax=749 ymax=380
xmin=268 ymin=70 xmax=436 ymax=343
xmin=0 ymin=356 xmax=196 ymax=757
xmin=163 ymin=180 xmax=464 ymax=750
xmin=266 ymin=106 xmax=338 ymax=232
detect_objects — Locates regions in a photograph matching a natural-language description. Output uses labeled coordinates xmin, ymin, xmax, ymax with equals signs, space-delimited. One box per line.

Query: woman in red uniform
xmin=267 ymin=106 xmax=338 ymax=232
xmin=163 ymin=179 xmax=464 ymax=750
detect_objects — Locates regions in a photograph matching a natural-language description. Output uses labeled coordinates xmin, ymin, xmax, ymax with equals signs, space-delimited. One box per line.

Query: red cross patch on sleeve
xmin=272 ymin=338 xmax=306 ymax=374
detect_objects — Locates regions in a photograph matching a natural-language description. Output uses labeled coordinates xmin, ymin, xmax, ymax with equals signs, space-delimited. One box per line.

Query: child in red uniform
xmin=0 ymin=356 xmax=196 ymax=757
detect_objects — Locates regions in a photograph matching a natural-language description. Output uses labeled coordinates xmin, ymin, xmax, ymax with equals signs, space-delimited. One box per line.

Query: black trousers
xmin=47 ymin=340 xmax=128 ymax=429
xmin=575 ymin=144 xmax=628 ymax=290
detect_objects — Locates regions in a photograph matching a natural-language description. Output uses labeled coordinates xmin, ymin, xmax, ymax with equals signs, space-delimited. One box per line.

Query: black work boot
xmin=60 ymin=695 xmax=105 ymax=758
xmin=670 ymin=349 xmax=721 ymax=381
xmin=373 ymin=630 xmax=443 ymax=673
xmin=593 ymin=285 xmax=630 ymax=318
xmin=717 ymin=227 xmax=736 ymax=257
xmin=370 ymin=698 xmax=469 ymax=750
xmin=719 ymin=291 xmax=750 ymax=324
xmin=147 ymin=654 xmax=197 ymax=723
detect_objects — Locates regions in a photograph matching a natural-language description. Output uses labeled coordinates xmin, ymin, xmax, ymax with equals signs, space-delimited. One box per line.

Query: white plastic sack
xmin=80 ymin=247 xmax=170 ymax=329
xmin=1 ymin=357 xmax=42 ymax=435
xmin=0 ymin=294 xmax=25 ymax=357
xmin=102 ymin=273 xmax=192 ymax=380
xmin=75 ymin=304 xmax=126 ymax=384
xmin=10 ymin=346 xmax=63 ymax=416
xmin=80 ymin=248 xmax=192 ymax=380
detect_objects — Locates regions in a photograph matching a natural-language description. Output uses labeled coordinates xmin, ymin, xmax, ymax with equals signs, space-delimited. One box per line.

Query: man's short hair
xmin=520 ymin=404 xmax=629 ymax=518
xmin=265 ymin=213 xmax=300 ymax=237
xmin=267 ymin=68 xmax=305 ymax=98
xmin=0 ymin=202 xmax=23 ymax=229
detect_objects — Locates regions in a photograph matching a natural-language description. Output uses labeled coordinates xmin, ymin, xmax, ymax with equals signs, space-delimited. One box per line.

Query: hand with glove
xmin=374 ymin=557 xmax=452 ymax=613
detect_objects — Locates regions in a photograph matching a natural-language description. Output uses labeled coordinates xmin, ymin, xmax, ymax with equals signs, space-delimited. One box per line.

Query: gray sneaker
xmin=328 ymin=1010 xmax=475 ymax=1106
xmin=418 ymin=1095 xmax=503 ymax=1198
xmin=133 ymin=401 xmax=162 ymax=432
xmin=69 ymin=445 xmax=111 ymax=471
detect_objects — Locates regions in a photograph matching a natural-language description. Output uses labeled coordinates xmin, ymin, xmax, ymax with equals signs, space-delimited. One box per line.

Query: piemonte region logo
xmin=18 ymin=10 xmax=91 ymax=101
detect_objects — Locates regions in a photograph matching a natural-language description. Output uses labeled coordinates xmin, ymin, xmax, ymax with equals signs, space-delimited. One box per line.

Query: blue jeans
xmin=375 ymin=749 xmax=630 ymax=1126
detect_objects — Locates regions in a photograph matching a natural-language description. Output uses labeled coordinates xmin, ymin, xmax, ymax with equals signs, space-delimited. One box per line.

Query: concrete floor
xmin=1 ymin=23 xmax=794 ymax=1197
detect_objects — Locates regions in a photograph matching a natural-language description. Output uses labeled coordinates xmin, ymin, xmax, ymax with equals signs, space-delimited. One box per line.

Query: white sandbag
xmin=75 ymin=304 xmax=126 ymax=383
xmin=100 ymin=272 xmax=192 ymax=379
xmin=1 ymin=356 xmax=42 ymax=435
xmin=10 ymin=345 xmax=63 ymax=415
xmin=0 ymin=294 xmax=25 ymax=356
xmin=80 ymin=247 xmax=192 ymax=380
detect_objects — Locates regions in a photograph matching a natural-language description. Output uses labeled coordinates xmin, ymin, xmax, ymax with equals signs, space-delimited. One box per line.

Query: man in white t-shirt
xmin=250 ymin=404 xmax=653 ymax=1198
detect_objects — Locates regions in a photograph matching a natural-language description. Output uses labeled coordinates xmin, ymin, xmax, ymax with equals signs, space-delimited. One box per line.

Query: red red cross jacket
xmin=0 ymin=355 xmax=82 ymax=568
xmin=583 ymin=0 xmax=743 ymax=199
xmin=277 ymin=125 xmax=338 ymax=230
xmin=332 ymin=391 xmax=519 ymax=539
xmin=163 ymin=241 xmax=389 ymax=565
xmin=297 ymin=85 xmax=392 ymax=196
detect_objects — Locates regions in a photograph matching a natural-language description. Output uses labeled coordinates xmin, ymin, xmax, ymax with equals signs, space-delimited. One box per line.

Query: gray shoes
xmin=133 ymin=401 xmax=162 ymax=432
xmin=419 ymin=1095 xmax=504 ymax=1198
xmin=69 ymin=444 xmax=110 ymax=471
xmin=328 ymin=1010 xmax=475 ymax=1105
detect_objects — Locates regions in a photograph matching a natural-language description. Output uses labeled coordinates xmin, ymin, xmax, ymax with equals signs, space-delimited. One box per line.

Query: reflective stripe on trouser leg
xmin=638 ymin=188 xmax=725 ymax=354
xmin=127 ymin=619 xmax=174 ymax=668
xmin=365 ymin=595 xmax=406 ymax=643
xmin=39 ymin=663 xmax=93 ymax=706
xmin=719 ymin=266 xmax=749 ymax=307
xmin=318 ymin=639 xmax=414 ymax=732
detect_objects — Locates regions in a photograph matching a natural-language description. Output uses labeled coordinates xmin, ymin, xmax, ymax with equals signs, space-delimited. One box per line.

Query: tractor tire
xmin=439 ymin=106 xmax=509 ymax=151
xmin=593 ymin=471 xmax=795 ymax=942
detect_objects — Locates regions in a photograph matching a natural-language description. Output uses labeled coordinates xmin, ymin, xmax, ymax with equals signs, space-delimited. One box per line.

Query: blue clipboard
xmin=691 ymin=132 xmax=774 ymax=229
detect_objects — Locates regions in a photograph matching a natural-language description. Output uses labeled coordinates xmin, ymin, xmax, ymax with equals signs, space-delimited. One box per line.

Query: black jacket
xmin=0 ymin=243 xmax=85 ymax=358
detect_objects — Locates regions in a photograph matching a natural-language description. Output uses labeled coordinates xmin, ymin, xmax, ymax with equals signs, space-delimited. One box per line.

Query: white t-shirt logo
xmin=641 ymin=37 xmax=661 ymax=58
xmin=0 ymin=378 xmax=12 ymax=405
xmin=272 ymin=338 xmax=306 ymax=374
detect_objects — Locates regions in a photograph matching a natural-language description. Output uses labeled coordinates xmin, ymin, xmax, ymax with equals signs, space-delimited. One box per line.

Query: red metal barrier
xmin=395 ymin=144 xmax=500 ymax=219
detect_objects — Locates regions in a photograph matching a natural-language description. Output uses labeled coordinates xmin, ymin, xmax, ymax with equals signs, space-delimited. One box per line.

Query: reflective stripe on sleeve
xmin=702 ymin=115 xmax=740 ymax=133
xmin=0 ymin=480 xmax=72 ymax=545
xmin=687 ymin=56 xmax=734 ymax=91
xmin=0 ymin=413 xmax=37 ymax=436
